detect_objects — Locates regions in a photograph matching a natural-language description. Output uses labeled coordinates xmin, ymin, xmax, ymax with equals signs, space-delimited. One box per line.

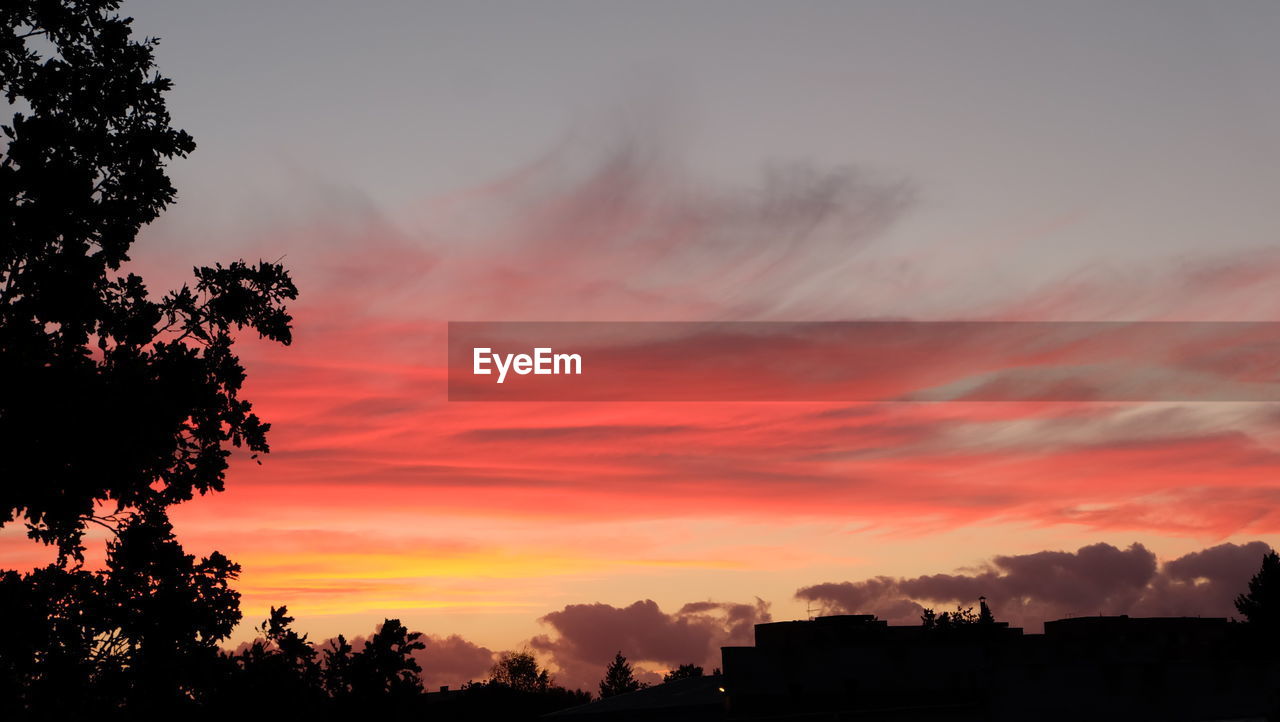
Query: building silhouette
xmin=550 ymin=612 xmax=1280 ymax=720
xmin=722 ymin=613 xmax=1280 ymax=720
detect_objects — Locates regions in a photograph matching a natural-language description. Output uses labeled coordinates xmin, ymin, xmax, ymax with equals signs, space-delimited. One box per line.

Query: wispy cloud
xmin=102 ymin=133 xmax=1280 ymax=645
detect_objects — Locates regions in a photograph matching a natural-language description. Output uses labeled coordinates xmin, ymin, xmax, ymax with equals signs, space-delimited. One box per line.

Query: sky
xmin=6 ymin=0 xmax=1280 ymax=690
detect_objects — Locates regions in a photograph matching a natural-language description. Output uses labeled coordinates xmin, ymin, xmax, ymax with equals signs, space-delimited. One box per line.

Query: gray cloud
xmin=797 ymin=541 xmax=1273 ymax=631
xmin=414 ymin=634 xmax=498 ymax=690
xmin=530 ymin=598 xmax=770 ymax=690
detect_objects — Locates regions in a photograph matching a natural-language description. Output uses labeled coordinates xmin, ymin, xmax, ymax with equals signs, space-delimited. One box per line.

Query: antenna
xmin=806 ymin=601 xmax=820 ymax=621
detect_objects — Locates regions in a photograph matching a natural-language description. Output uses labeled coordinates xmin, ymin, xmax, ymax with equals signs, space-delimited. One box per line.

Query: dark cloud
xmin=797 ymin=541 xmax=1273 ymax=631
xmin=1135 ymin=541 xmax=1273 ymax=618
xmin=414 ymin=634 xmax=497 ymax=690
xmin=530 ymin=598 xmax=770 ymax=690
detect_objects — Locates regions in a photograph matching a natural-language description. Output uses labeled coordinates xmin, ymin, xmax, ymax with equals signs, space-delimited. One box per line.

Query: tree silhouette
xmin=1 ymin=1 xmax=294 ymax=714
xmin=446 ymin=650 xmax=587 ymax=720
xmin=663 ymin=663 xmax=704 ymax=682
xmin=215 ymin=612 xmax=445 ymax=717
xmin=599 ymin=651 xmax=644 ymax=698
xmin=101 ymin=511 xmax=243 ymax=708
xmin=2 ymin=1 xmax=295 ymax=556
xmin=0 ymin=564 xmax=106 ymax=716
xmin=229 ymin=606 xmax=326 ymax=717
xmin=322 ymin=634 xmax=356 ymax=700
xmin=0 ymin=7 xmax=599 ymax=718
xmin=0 ymin=508 xmax=245 ymax=714
xmin=254 ymin=606 xmax=322 ymax=685
xmin=488 ymin=649 xmax=552 ymax=693
xmin=350 ymin=618 xmax=426 ymax=701
xmin=1235 ymin=550 xmax=1280 ymax=636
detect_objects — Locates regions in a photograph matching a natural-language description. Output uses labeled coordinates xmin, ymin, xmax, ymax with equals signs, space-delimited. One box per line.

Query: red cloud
xmin=94 ymin=136 xmax=1280 ymax=644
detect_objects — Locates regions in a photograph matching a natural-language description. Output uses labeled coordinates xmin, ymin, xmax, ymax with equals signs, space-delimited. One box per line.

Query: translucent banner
xmin=447 ymin=321 xmax=1280 ymax=401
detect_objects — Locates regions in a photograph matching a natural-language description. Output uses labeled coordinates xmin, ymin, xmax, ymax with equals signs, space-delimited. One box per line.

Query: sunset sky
xmin=7 ymin=0 xmax=1280 ymax=689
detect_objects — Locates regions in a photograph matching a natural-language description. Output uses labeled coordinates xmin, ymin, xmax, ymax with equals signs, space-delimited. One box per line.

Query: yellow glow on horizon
xmin=237 ymin=597 xmax=534 ymax=618
xmin=236 ymin=550 xmax=746 ymax=581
